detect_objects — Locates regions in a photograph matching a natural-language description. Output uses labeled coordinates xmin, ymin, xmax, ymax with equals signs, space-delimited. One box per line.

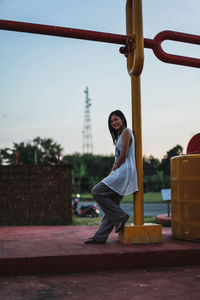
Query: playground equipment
xmin=0 ymin=1 xmax=200 ymax=244
xmin=171 ymin=134 xmax=200 ymax=241
xmin=119 ymin=0 xmax=162 ymax=244
xmin=186 ymin=133 xmax=200 ymax=155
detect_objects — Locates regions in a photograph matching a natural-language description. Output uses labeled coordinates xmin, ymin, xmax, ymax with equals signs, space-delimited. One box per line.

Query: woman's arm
xmin=111 ymin=129 xmax=132 ymax=171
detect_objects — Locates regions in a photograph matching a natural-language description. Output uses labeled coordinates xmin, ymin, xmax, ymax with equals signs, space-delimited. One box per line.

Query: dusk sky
xmin=1 ymin=0 xmax=200 ymax=159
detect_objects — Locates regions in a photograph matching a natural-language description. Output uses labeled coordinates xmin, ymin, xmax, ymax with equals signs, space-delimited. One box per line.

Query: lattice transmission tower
xmin=82 ymin=87 xmax=93 ymax=153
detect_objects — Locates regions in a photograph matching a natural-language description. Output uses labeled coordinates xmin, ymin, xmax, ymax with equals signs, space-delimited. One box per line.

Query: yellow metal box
xmin=170 ymin=154 xmax=200 ymax=241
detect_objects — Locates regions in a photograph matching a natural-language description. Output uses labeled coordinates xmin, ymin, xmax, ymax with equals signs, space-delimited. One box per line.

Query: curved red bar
xmin=152 ymin=30 xmax=200 ymax=68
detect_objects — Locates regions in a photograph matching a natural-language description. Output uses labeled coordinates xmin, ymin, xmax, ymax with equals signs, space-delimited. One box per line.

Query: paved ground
xmin=1 ymin=226 xmax=200 ymax=275
xmin=0 ymin=226 xmax=200 ymax=299
xmin=0 ymin=265 xmax=200 ymax=300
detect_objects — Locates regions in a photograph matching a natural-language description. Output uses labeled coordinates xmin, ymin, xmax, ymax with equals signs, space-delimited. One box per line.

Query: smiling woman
xmin=84 ymin=110 xmax=138 ymax=244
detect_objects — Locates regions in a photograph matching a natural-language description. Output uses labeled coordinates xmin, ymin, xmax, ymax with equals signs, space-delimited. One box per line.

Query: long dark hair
xmin=108 ymin=110 xmax=127 ymax=145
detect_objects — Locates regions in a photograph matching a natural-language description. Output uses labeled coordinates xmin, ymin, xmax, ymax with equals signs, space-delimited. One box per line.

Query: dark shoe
xmin=115 ymin=215 xmax=129 ymax=233
xmin=84 ymin=237 xmax=106 ymax=244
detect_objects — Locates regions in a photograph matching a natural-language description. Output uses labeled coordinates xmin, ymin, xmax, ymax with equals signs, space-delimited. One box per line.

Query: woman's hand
xmin=111 ymin=164 xmax=117 ymax=172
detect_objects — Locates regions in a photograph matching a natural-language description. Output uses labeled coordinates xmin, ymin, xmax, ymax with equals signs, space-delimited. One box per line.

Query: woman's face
xmin=110 ymin=114 xmax=125 ymax=131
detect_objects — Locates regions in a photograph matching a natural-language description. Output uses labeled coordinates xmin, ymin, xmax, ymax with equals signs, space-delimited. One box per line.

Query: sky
xmin=1 ymin=0 xmax=200 ymax=160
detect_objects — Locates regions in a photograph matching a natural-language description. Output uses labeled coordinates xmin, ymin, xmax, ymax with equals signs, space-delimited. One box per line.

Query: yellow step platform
xmin=119 ymin=223 xmax=162 ymax=244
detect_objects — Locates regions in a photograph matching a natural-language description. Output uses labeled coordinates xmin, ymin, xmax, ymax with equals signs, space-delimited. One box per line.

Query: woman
xmin=85 ymin=110 xmax=138 ymax=244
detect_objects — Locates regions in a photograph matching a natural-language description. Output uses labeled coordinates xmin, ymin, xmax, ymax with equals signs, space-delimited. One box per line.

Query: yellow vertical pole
xmin=132 ymin=75 xmax=144 ymax=225
xmin=126 ymin=0 xmax=144 ymax=225
xmin=131 ymin=0 xmax=144 ymax=225
xmin=119 ymin=0 xmax=162 ymax=244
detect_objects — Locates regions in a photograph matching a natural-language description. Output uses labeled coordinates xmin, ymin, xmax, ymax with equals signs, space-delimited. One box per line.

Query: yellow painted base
xmin=118 ymin=223 xmax=162 ymax=244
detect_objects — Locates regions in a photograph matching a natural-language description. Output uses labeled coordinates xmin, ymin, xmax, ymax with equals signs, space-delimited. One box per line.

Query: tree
xmin=33 ymin=137 xmax=63 ymax=165
xmin=143 ymin=155 xmax=160 ymax=176
xmin=0 ymin=137 xmax=63 ymax=165
xmin=159 ymin=144 xmax=183 ymax=176
xmin=63 ymin=153 xmax=86 ymax=194
xmin=143 ymin=155 xmax=160 ymax=192
xmin=62 ymin=153 xmax=114 ymax=193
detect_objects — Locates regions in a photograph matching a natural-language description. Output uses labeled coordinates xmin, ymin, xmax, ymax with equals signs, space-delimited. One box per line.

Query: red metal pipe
xmin=0 ymin=19 xmax=200 ymax=68
xmin=144 ymin=38 xmax=156 ymax=49
xmin=0 ymin=19 xmax=127 ymax=45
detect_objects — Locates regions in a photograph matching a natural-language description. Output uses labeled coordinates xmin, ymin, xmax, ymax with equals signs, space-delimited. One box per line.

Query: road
xmin=79 ymin=201 xmax=170 ymax=217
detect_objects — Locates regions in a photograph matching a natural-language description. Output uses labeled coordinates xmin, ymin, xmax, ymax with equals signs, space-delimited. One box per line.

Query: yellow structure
xmin=119 ymin=223 xmax=162 ymax=244
xmin=119 ymin=0 xmax=162 ymax=244
xmin=126 ymin=0 xmax=144 ymax=76
xmin=171 ymin=154 xmax=200 ymax=242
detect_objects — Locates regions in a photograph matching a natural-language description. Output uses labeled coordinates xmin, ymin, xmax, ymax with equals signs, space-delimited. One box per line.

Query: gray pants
xmin=91 ymin=182 xmax=128 ymax=242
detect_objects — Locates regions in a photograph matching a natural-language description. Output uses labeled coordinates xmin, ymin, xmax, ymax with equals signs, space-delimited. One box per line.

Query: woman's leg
xmin=89 ymin=182 xmax=128 ymax=242
xmin=93 ymin=215 xmax=114 ymax=242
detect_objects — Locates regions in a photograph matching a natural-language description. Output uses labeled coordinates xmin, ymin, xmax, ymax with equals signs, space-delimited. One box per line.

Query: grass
xmin=73 ymin=192 xmax=163 ymax=204
xmin=124 ymin=192 xmax=163 ymax=203
xmin=72 ymin=215 xmax=156 ymax=226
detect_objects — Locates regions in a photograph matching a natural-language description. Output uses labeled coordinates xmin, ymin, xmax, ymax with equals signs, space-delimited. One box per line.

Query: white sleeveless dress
xmin=102 ymin=128 xmax=138 ymax=196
